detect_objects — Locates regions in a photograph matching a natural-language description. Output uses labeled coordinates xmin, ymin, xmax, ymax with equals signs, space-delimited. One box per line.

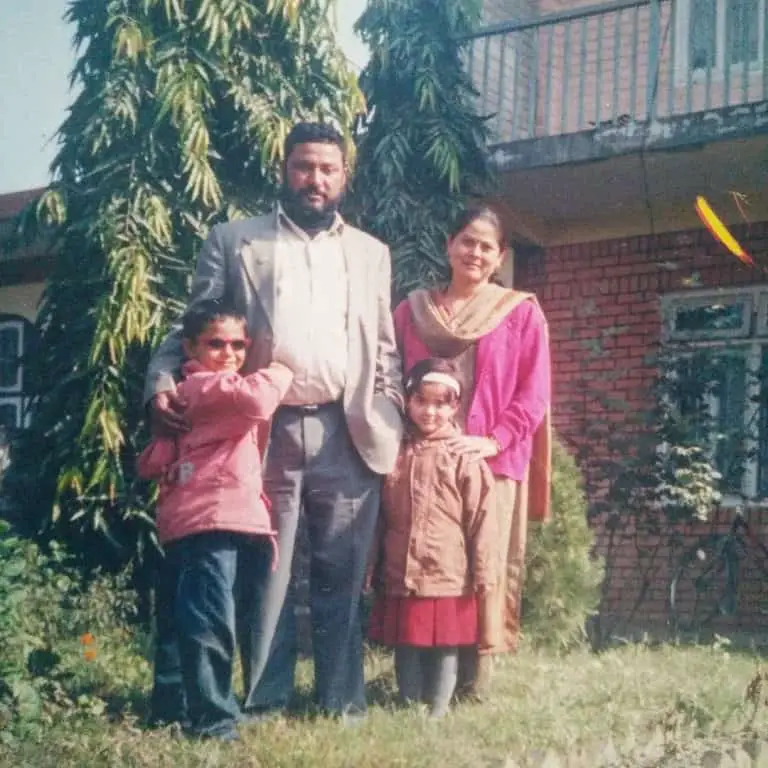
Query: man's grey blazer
xmin=144 ymin=211 xmax=404 ymax=475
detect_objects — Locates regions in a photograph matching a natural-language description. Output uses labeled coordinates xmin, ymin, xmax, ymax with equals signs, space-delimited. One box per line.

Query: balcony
xmin=467 ymin=0 xmax=768 ymax=243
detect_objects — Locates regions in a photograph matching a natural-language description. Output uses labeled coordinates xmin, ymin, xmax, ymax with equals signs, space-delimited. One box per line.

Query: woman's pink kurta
xmin=393 ymin=298 xmax=550 ymax=483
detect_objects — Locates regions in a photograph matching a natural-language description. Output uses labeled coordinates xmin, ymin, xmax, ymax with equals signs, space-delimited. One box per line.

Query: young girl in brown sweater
xmin=368 ymin=358 xmax=498 ymax=718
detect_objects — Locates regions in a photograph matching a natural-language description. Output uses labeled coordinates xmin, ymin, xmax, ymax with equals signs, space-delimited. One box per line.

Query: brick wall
xmin=289 ymin=218 xmax=768 ymax=644
xmin=514 ymin=221 xmax=768 ymax=633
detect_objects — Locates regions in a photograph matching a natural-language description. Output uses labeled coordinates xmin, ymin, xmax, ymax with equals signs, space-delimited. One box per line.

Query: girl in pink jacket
xmin=138 ymin=299 xmax=293 ymax=741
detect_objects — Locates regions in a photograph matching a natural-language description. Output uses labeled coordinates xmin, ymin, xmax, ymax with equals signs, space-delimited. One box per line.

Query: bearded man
xmin=145 ymin=122 xmax=404 ymax=722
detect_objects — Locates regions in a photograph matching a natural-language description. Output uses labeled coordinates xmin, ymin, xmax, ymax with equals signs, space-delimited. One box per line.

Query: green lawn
xmin=2 ymin=641 xmax=767 ymax=768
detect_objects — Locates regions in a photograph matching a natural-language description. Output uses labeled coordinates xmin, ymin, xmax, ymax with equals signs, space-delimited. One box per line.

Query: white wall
xmin=0 ymin=281 xmax=45 ymax=321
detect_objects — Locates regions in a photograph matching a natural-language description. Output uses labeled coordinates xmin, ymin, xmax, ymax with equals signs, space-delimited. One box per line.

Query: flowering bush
xmin=0 ymin=522 xmax=148 ymax=740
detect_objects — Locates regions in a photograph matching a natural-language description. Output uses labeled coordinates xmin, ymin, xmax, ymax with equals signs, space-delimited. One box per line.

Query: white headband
xmin=417 ymin=372 xmax=461 ymax=396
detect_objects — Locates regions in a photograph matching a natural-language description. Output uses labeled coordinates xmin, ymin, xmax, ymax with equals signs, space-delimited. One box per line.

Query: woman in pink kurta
xmin=392 ymin=205 xmax=552 ymax=698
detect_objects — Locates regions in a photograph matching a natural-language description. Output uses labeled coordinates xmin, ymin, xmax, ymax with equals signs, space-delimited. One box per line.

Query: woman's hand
xmin=445 ymin=435 xmax=500 ymax=462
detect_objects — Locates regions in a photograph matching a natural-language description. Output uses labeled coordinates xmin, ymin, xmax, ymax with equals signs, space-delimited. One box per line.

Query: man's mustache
xmin=298 ymin=187 xmax=324 ymax=198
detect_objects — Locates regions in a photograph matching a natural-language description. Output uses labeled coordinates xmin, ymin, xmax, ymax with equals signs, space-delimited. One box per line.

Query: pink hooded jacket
xmin=137 ymin=360 xmax=293 ymax=546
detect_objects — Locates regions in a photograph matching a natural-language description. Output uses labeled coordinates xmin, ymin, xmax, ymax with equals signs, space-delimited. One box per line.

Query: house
xmin=471 ymin=0 xmax=768 ymax=632
xmin=5 ymin=0 xmax=767 ymax=634
xmin=0 ymin=188 xmax=48 ymax=436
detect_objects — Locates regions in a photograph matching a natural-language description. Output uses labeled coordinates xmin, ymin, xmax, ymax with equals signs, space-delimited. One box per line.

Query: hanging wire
xmin=639 ymin=1 xmax=674 ymax=242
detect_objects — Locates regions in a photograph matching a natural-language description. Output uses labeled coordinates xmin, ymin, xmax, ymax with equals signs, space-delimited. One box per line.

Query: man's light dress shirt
xmin=271 ymin=206 xmax=349 ymax=407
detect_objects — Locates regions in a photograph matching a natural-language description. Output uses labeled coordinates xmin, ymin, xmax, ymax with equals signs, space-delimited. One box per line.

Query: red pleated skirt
xmin=368 ymin=594 xmax=478 ymax=647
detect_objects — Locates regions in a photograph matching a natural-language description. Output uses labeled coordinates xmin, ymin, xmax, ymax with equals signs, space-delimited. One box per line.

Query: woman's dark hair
xmin=404 ymin=358 xmax=463 ymax=400
xmin=182 ymin=299 xmax=247 ymax=341
xmin=284 ymin=122 xmax=346 ymax=163
xmin=447 ymin=204 xmax=508 ymax=250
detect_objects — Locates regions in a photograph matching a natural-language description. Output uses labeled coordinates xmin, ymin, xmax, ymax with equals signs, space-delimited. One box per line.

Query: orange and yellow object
xmin=80 ymin=632 xmax=98 ymax=661
xmin=695 ymin=195 xmax=754 ymax=267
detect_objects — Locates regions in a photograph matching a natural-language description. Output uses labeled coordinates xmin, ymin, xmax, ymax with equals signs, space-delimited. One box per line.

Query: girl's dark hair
xmin=448 ymin=204 xmax=508 ymax=250
xmin=404 ymin=358 xmax=462 ymax=400
xmin=182 ymin=299 xmax=247 ymax=341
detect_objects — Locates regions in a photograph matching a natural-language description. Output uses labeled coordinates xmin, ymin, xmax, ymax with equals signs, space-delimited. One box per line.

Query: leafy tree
xmin=5 ymin=0 xmax=363 ymax=570
xmin=352 ymin=0 xmax=493 ymax=299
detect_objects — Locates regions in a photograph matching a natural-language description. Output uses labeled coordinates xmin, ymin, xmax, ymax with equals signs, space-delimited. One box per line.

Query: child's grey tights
xmin=394 ymin=646 xmax=458 ymax=718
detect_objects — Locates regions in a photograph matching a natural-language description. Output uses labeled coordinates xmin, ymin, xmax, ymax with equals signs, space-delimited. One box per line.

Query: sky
xmin=0 ymin=0 xmax=368 ymax=195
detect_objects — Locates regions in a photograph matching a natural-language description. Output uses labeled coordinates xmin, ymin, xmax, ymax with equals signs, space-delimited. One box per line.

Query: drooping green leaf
xmin=5 ymin=0 xmax=362 ymax=573
xmin=350 ymin=0 xmax=493 ymax=300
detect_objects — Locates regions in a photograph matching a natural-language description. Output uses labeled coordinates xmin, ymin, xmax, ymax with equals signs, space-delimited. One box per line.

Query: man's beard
xmin=279 ymin=184 xmax=344 ymax=233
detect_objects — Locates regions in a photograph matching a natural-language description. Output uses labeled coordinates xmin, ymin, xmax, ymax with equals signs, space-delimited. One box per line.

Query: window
xmin=726 ymin=0 xmax=761 ymax=65
xmin=690 ymin=0 xmax=719 ymax=70
xmin=676 ymin=0 xmax=766 ymax=77
xmin=0 ymin=317 xmax=30 ymax=430
xmin=662 ymin=288 xmax=768 ymax=500
xmin=668 ymin=294 xmax=751 ymax=339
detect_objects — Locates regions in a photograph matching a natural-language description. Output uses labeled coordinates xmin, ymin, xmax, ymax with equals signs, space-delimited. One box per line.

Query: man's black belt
xmin=279 ymin=401 xmax=341 ymax=415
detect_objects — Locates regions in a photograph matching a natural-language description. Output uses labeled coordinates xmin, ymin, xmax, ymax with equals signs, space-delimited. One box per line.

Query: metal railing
xmin=466 ymin=0 xmax=768 ymax=144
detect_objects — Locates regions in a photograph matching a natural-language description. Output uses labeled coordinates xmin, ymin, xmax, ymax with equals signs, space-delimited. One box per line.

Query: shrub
xmin=0 ymin=521 xmax=149 ymax=741
xmin=522 ymin=440 xmax=604 ymax=650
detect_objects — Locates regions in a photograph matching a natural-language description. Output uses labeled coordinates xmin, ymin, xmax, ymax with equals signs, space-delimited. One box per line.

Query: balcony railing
xmin=466 ymin=0 xmax=768 ymax=145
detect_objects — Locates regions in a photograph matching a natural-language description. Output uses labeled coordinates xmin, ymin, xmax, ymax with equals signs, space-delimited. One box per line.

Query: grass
xmin=2 ymin=640 xmax=767 ymax=768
